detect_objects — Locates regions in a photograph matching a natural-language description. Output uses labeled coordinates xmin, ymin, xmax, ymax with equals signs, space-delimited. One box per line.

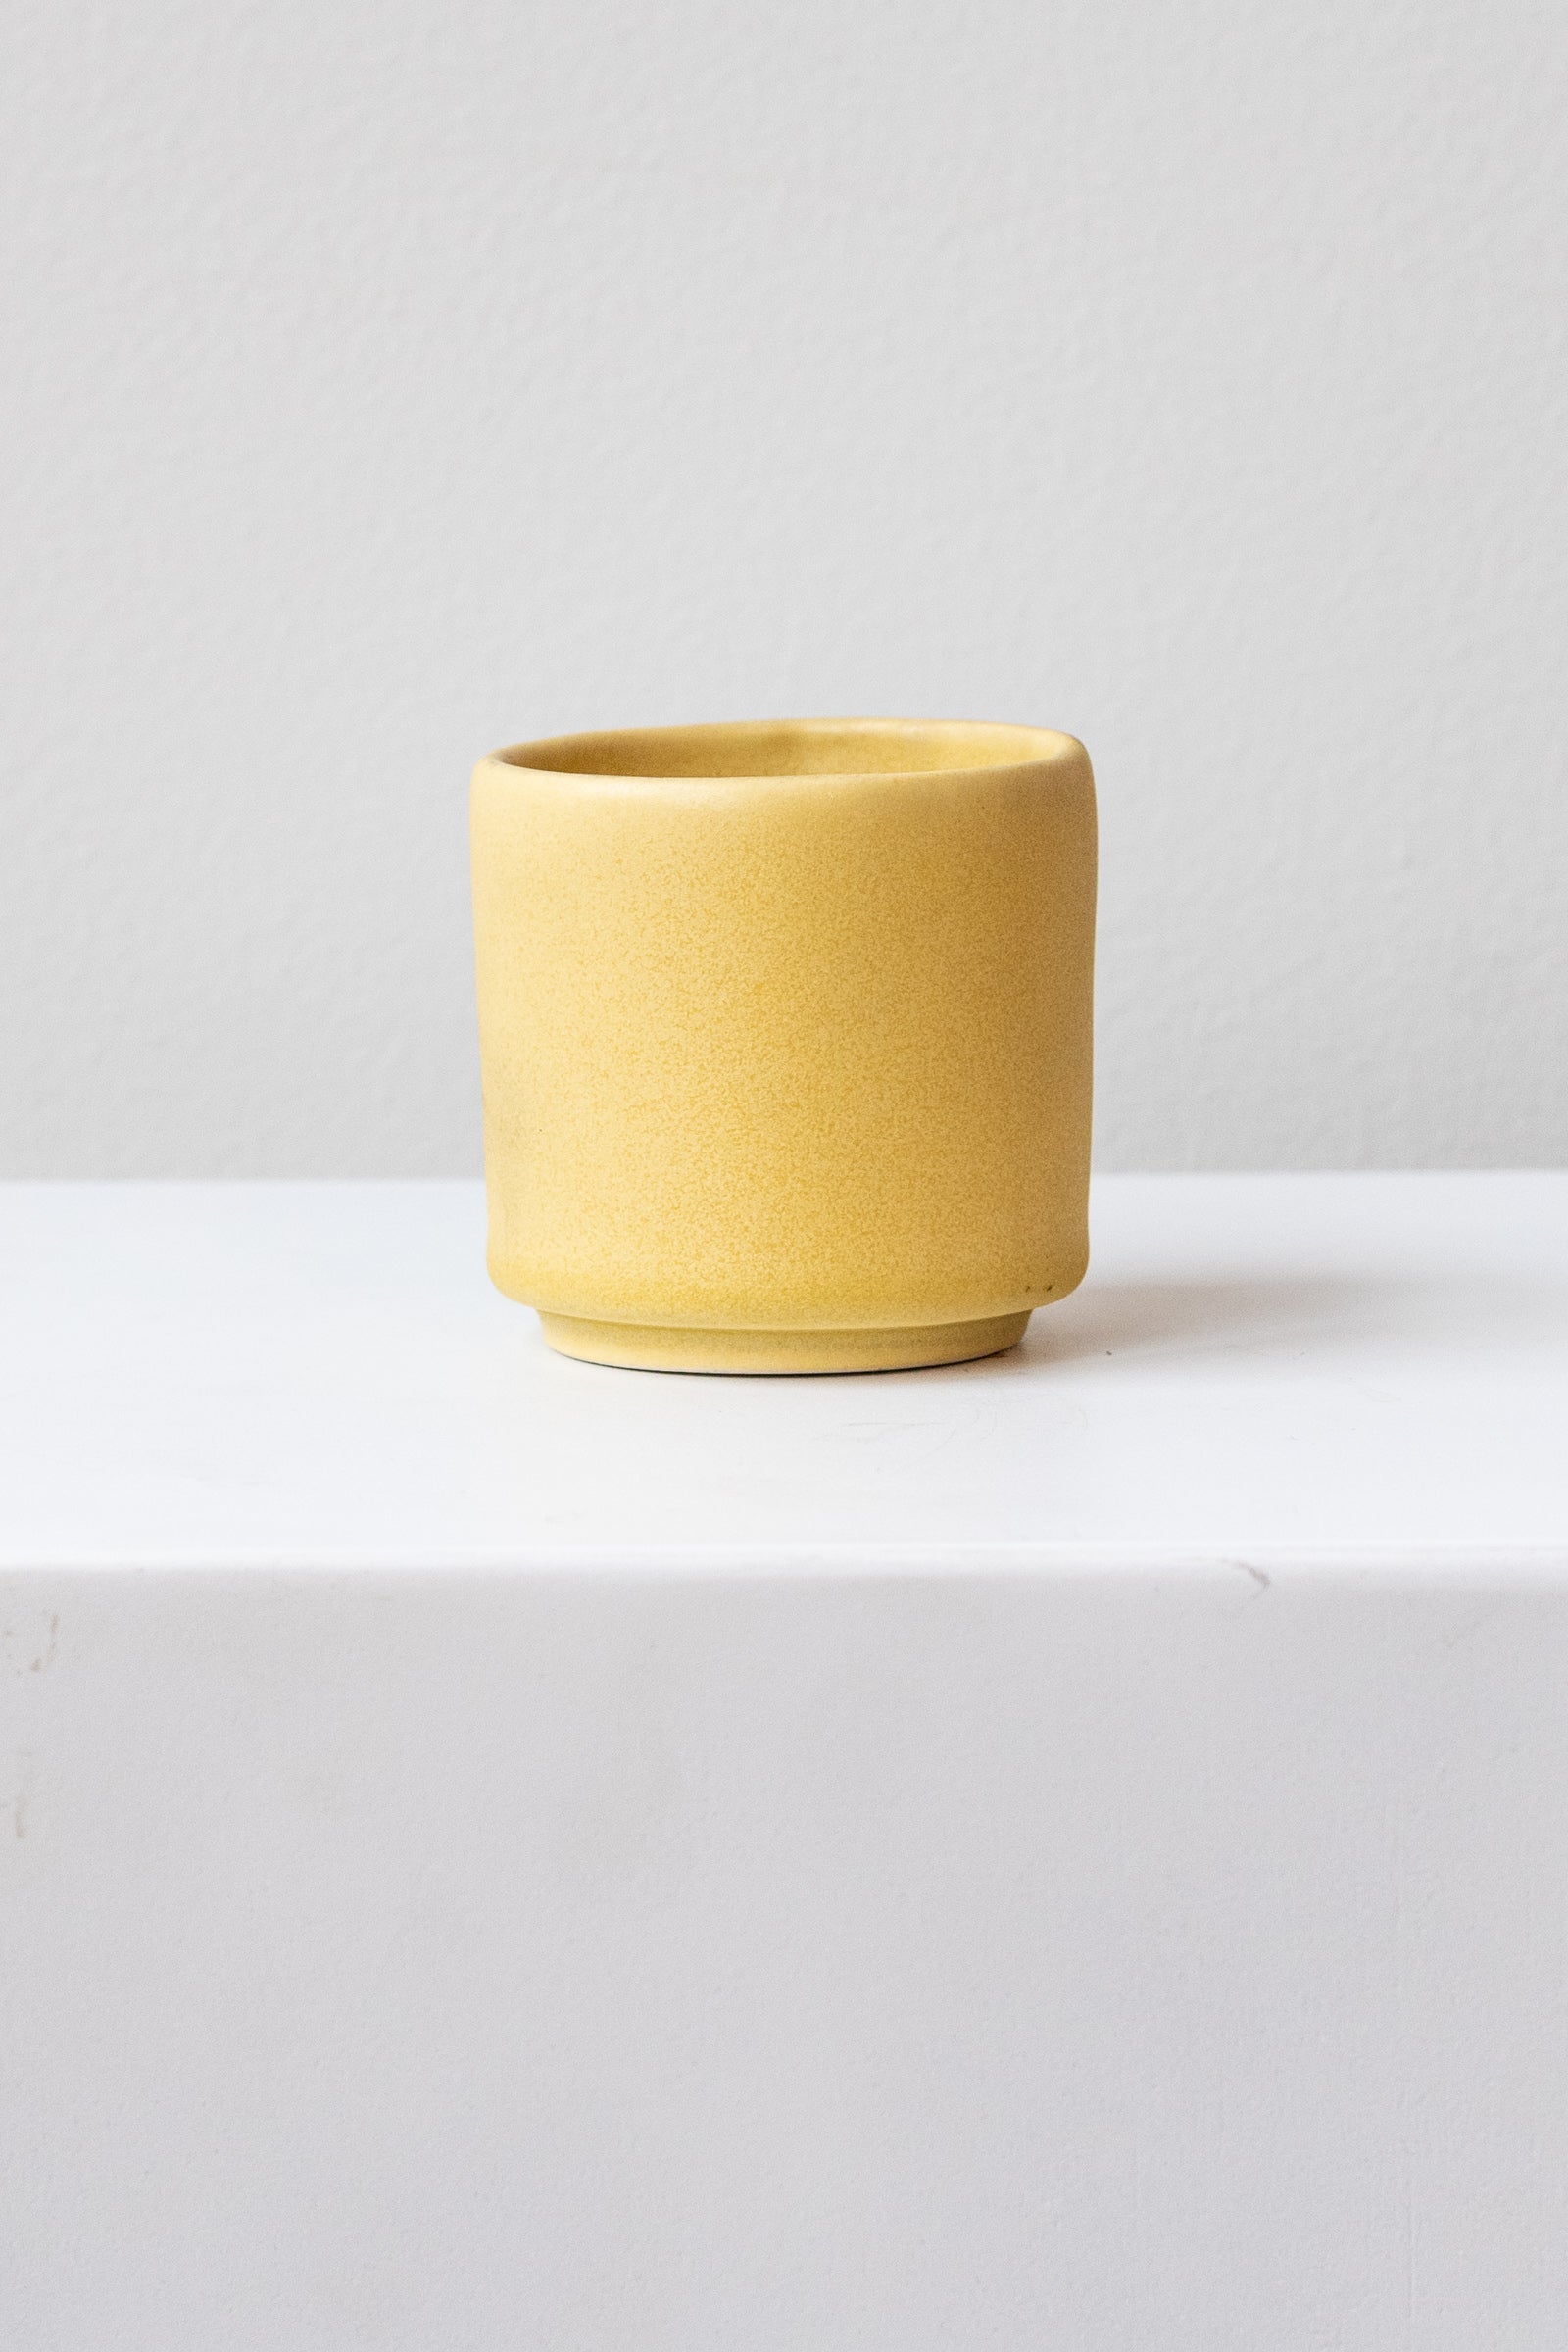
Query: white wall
xmin=2 ymin=0 xmax=1564 ymax=1176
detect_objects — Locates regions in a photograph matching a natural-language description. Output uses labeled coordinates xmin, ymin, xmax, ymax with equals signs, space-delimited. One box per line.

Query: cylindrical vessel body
xmin=471 ymin=718 xmax=1096 ymax=1372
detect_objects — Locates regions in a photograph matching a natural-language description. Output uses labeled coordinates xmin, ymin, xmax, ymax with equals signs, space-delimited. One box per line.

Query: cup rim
xmin=481 ymin=716 xmax=1085 ymax=784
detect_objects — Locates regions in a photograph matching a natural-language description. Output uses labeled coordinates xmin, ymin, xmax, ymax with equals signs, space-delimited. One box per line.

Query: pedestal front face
xmin=470 ymin=720 xmax=1096 ymax=1350
xmin=10 ymin=1564 xmax=1568 ymax=2352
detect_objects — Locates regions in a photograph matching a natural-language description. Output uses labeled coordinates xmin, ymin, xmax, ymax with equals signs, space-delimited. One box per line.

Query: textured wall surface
xmin=2 ymin=0 xmax=1565 ymax=1174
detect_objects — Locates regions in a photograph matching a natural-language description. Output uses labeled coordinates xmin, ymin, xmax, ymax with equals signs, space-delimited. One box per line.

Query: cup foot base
xmin=537 ymin=1310 xmax=1032 ymax=1376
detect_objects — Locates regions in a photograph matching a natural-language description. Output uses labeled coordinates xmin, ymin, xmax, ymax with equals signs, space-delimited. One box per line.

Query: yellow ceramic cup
xmin=471 ymin=718 xmax=1096 ymax=1374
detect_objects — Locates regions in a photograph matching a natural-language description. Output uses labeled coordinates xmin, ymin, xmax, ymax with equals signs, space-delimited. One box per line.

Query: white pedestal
xmin=4 ymin=1175 xmax=1567 ymax=2349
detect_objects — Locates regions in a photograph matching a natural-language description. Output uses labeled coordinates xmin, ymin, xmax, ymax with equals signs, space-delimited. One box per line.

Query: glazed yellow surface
xmin=471 ymin=718 xmax=1096 ymax=1374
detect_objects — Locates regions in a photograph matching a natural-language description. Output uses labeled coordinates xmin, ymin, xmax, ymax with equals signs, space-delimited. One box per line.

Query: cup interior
xmin=498 ymin=718 xmax=1069 ymax=780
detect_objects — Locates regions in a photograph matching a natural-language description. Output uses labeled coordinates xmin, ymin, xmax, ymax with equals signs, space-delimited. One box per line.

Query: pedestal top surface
xmin=3 ymin=1174 xmax=1565 ymax=1572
